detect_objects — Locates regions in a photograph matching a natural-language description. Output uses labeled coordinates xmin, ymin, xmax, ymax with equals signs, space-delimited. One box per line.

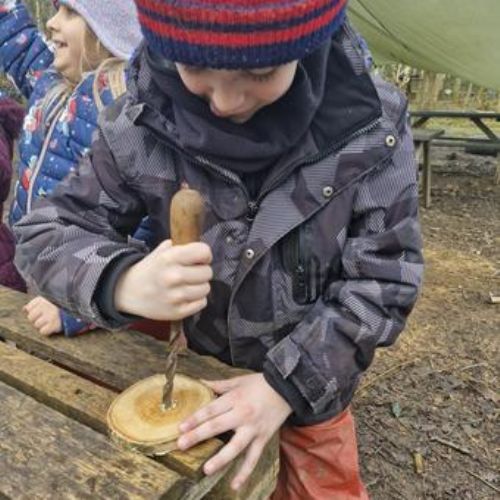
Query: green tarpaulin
xmin=349 ymin=0 xmax=500 ymax=90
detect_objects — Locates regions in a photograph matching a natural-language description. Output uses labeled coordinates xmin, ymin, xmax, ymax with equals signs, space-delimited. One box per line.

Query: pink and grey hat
xmin=134 ymin=0 xmax=349 ymax=69
xmin=52 ymin=0 xmax=143 ymax=60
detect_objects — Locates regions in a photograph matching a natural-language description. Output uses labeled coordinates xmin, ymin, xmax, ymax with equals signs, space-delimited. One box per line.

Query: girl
xmin=15 ymin=0 xmax=424 ymax=497
xmin=0 ymin=92 xmax=25 ymax=292
xmin=0 ymin=0 xmax=144 ymax=336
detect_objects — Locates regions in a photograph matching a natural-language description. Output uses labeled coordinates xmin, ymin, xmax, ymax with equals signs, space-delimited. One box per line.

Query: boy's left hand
xmin=177 ymin=373 xmax=292 ymax=491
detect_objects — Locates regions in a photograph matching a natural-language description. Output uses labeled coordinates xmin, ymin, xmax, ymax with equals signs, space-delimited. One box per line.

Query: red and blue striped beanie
xmin=134 ymin=0 xmax=349 ymax=69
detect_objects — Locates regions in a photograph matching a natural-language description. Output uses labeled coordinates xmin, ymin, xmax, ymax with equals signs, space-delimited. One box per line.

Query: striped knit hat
xmin=134 ymin=0 xmax=349 ymax=69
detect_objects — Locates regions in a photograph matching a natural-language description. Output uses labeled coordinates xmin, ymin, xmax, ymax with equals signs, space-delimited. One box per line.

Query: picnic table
xmin=412 ymin=128 xmax=445 ymax=208
xmin=0 ymin=286 xmax=279 ymax=499
xmin=410 ymin=110 xmax=500 ymax=153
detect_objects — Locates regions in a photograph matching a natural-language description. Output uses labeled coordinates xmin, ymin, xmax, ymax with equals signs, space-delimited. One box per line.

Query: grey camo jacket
xmin=14 ymin=27 xmax=424 ymax=425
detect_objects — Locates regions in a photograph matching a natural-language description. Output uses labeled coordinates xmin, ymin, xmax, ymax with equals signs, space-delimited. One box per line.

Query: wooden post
xmin=463 ymin=82 xmax=474 ymax=109
xmin=453 ymin=77 xmax=462 ymax=106
xmin=422 ymin=141 xmax=432 ymax=208
xmin=431 ymin=74 xmax=446 ymax=106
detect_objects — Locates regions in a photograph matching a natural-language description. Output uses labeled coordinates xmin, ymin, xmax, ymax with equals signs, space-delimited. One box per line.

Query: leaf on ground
xmin=413 ymin=452 xmax=425 ymax=474
xmin=391 ymin=401 xmax=402 ymax=418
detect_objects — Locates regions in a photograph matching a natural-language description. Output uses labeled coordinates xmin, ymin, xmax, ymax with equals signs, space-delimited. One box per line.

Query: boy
xmin=15 ymin=1 xmax=423 ymax=497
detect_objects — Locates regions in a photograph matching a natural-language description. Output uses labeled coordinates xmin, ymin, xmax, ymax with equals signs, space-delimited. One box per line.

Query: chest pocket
xmin=280 ymin=224 xmax=322 ymax=305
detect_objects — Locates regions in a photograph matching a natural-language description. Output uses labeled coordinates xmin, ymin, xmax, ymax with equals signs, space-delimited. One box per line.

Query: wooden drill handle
xmin=163 ymin=187 xmax=205 ymax=407
xmin=170 ymin=187 xmax=204 ymax=246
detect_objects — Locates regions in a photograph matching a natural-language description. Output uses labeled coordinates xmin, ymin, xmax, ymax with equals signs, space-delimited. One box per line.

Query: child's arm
xmin=0 ymin=1 xmax=54 ymax=99
xmin=14 ymin=130 xmax=211 ymax=328
xmin=24 ymin=296 xmax=94 ymax=337
xmin=13 ymin=130 xmax=149 ymax=326
xmin=261 ymin=118 xmax=424 ymax=425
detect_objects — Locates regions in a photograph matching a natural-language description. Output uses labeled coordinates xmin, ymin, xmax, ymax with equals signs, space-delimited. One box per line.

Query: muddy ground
xmin=355 ymin=147 xmax=499 ymax=499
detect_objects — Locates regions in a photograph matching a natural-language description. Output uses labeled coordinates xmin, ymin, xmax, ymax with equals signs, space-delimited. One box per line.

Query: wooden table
xmin=0 ymin=286 xmax=279 ymax=499
xmin=411 ymin=110 xmax=500 ymax=155
xmin=412 ymin=128 xmax=445 ymax=208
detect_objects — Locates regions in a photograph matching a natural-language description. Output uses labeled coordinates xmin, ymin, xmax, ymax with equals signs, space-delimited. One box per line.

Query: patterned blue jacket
xmin=1 ymin=1 xmax=150 ymax=335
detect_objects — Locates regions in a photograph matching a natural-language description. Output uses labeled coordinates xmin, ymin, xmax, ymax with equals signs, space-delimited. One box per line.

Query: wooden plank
xmin=205 ymin=432 xmax=280 ymax=500
xmin=0 ymin=381 xmax=187 ymax=500
xmin=0 ymin=341 xmax=116 ymax=435
xmin=0 ymin=286 xmax=279 ymax=496
xmin=470 ymin=117 xmax=500 ymax=141
xmin=412 ymin=128 xmax=444 ymax=142
xmin=0 ymin=287 xmax=245 ymax=392
xmin=0 ymin=289 xmax=227 ymax=482
xmin=0 ymin=342 xmax=231 ymax=499
xmin=0 ymin=287 xmax=279 ymax=496
xmin=0 ymin=323 xmax=224 ymax=484
xmin=411 ymin=110 xmax=500 ymax=119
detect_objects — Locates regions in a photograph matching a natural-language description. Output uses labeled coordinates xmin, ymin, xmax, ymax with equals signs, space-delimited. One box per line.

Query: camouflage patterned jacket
xmin=14 ymin=25 xmax=424 ymax=425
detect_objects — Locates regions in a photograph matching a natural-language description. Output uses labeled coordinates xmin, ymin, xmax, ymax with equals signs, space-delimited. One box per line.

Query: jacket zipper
xmin=296 ymin=227 xmax=308 ymax=302
xmin=144 ymin=112 xmax=382 ymax=222
xmin=254 ymin=116 xmax=383 ymax=209
xmin=26 ymin=103 xmax=66 ymax=213
xmin=139 ymin=111 xmax=253 ymax=201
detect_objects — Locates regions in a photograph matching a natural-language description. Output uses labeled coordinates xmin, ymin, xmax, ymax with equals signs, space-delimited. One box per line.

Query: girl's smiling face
xmin=46 ymin=5 xmax=87 ymax=83
xmin=175 ymin=62 xmax=299 ymax=124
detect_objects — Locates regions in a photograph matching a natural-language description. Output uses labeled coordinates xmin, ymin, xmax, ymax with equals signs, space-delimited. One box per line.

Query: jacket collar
xmin=126 ymin=22 xmax=382 ymax=166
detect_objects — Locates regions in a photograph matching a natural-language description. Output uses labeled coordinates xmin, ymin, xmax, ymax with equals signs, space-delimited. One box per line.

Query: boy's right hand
xmin=24 ymin=296 xmax=63 ymax=336
xmin=114 ymin=240 xmax=213 ymax=321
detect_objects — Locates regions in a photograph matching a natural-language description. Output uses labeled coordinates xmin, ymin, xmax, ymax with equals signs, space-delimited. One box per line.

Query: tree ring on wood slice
xmin=107 ymin=373 xmax=214 ymax=456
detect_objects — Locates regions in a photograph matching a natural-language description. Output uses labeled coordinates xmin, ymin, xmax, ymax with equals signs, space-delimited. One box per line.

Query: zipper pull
xmin=246 ymin=201 xmax=259 ymax=222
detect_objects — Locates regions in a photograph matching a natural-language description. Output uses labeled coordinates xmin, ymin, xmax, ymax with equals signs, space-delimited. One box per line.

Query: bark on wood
xmin=107 ymin=374 xmax=214 ymax=456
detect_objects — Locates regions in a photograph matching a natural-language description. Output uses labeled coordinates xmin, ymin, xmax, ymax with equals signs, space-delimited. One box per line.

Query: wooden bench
xmin=412 ymin=128 xmax=445 ymax=208
xmin=0 ymin=286 xmax=279 ymax=499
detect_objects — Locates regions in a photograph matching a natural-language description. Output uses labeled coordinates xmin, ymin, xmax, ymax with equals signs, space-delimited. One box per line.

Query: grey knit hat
xmin=53 ymin=0 xmax=143 ymax=60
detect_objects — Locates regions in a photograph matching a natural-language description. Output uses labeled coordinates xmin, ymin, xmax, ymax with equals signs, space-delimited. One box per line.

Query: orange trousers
xmin=271 ymin=407 xmax=369 ymax=500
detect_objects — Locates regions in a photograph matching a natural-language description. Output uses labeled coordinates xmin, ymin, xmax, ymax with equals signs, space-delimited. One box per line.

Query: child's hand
xmin=177 ymin=373 xmax=292 ymax=491
xmin=24 ymin=296 xmax=62 ymax=336
xmin=114 ymin=240 xmax=213 ymax=321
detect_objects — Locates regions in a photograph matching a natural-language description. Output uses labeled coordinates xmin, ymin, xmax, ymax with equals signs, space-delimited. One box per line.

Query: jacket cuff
xmin=263 ymin=361 xmax=310 ymax=424
xmin=265 ymin=336 xmax=351 ymax=425
xmin=59 ymin=309 xmax=93 ymax=337
xmin=92 ymin=253 xmax=144 ymax=326
xmin=263 ymin=358 xmax=351 ymax=427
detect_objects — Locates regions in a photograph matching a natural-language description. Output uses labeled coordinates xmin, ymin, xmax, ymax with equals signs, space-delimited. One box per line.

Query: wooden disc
xmin=107 ymin=374 xmax=214 ymax=456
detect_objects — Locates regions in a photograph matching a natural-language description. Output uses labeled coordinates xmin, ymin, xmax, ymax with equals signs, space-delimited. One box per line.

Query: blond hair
xmin=42 ymin=22 xmax=127 ymax=119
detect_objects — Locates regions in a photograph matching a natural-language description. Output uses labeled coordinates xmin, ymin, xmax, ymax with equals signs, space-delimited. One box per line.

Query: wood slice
xmin=107 ymin=374 xmax=214 ymax=456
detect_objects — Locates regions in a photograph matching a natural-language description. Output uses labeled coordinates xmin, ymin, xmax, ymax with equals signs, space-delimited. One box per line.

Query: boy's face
xmin=175 ymin=62 xmax=299 ymax=124
xmin=46 ymin=5 xmax=86 ymax=83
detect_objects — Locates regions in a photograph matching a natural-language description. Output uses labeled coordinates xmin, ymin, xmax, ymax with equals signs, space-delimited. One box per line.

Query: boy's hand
xmin=24 ymin=296 xmax=62 ymax=336
xmin=177 ymin=373 xmax=292 ymax=491
xmin=114 ymin=240 xmax=213 ymax=321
